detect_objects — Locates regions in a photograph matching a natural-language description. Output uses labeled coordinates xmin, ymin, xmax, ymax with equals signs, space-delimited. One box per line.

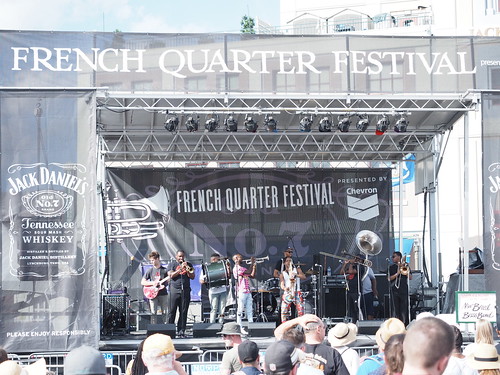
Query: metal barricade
xmin=200 ymin=350 xmax=227 ymax=362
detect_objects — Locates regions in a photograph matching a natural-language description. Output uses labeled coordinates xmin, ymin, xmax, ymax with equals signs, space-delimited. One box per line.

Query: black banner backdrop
xmin=106 ymin=168 xmax=393 ymax=301
xmin=482 ymin=92 xmax=500 ymax=320
xmin=0 ymin=90 xmax=98 ymax=352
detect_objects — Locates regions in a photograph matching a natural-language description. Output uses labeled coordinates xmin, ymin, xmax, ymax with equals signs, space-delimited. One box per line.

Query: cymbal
xmin=295 ymin=262 xmax=307 ymax=266
xmin=306 ymin=268 xmax=319 ymax=275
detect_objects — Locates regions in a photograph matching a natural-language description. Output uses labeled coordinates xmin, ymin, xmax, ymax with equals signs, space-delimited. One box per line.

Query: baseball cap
xmin=64 ymin=345 xmax=106 ymax=375
xmin=238 ymin=340 xmax=259 ymax=363
xmin=264 ymin=340 xmax=302 ymax=374
xmin=143 ymin=333 xmax=177 ymax=357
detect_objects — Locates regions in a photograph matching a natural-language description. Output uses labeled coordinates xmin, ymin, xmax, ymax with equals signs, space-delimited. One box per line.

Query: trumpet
xmin=178 ymin=261 xmax=194 ymax=274
xmin=243 ymin=255 xmax=269 ymax=264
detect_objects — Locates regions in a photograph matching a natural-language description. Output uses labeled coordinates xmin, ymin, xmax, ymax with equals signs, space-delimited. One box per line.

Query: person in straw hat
xmin=466 ymin=343 xmax=500 ymax=375
xmin=141 ymin=333 xmax=186 ymax=375
xmin=327 ymin=322 xmax=359 ymax=375
xmin=357 ymin=317 xmax=406 ymax=375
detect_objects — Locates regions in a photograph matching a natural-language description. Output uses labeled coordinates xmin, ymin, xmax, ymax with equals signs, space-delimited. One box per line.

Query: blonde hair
xmin=475 ymin=319 xmax=494 ymax=345
xmin=479 ymin=370 xmax=500 ymax=375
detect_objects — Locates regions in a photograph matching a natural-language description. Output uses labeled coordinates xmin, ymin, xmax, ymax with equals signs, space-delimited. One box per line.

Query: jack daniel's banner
xmin=0 ymin=90 xmax=98 ymax=352
xmin=482 ymin=93 xmax=500 ymax=318
xmin=105 ymin=168 xmax=393 ymax=303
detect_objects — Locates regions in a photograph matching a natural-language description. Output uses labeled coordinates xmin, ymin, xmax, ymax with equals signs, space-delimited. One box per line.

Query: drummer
xmin=273 ymin=247 xmax=295 ymax=278
xmin=200 ymin=253 xmax=230 ymax=323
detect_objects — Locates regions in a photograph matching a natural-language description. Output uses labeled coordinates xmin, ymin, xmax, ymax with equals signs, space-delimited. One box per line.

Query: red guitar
xmin=143 ymin=275 xmax=169 ymax=299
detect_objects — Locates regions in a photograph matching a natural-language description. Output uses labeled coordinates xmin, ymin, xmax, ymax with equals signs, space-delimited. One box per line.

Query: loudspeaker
xmin=102 ymin=294 xmax=129 ymax=335
xmin=192 ymin=323 xmax=223 ymax=338
xmin=324 ymin=288 xmax=346 ymax=318
xmin=147 ymin=324 xmax=177 ymax=338
xmin=248 ymin=322 xmax=276 ymax=337
xmin=357 ymin=320 xmax=383 ymax=335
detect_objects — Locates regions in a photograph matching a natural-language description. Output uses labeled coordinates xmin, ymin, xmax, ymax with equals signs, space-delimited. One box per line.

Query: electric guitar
xmin=143 ymin=275 xmax=169 ymax=299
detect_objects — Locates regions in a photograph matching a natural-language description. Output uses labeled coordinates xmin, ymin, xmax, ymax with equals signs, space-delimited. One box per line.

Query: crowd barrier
xmin=12 ymin=346 xmax=378 ymax=375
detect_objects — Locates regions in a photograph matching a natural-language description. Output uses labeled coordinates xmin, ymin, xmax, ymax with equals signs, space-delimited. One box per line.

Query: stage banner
xmin=105 ymin=168 xmax=393 ymax=301
xmin=482 ymin=92 xmax=500 ymax=320
xmin=0 ymin=90 xmax=98 ymax=352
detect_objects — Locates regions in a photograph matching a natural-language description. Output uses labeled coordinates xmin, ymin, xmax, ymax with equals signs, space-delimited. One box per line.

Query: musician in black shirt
xmin=167 ymin=250 xmax=195 ymax=337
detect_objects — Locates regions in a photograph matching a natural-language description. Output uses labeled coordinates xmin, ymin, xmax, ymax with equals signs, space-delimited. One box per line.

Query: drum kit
xmin=201 ymin=258 xmax=313 ymax=321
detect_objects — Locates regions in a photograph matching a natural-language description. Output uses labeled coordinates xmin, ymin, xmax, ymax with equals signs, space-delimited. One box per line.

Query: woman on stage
xmin=279 ymin=256 xmax=306 ymax=322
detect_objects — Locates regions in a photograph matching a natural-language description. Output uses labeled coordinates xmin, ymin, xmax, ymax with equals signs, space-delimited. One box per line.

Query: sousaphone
xmin=356 ymin=230 xmax=383 ymax=256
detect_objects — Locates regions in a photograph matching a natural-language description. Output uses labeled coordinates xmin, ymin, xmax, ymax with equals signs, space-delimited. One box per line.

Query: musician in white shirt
xmin=279 ymin=256 xmax=306 ymax=322
xmin=200 ymin=253 xmax=230 ymax=323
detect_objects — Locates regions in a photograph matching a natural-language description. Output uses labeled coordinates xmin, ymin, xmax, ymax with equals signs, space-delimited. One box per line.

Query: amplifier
xmin=323 ymin=275 xmax=347 ymax=288
xmin=102 ymin=294 xmax=129 ymax=335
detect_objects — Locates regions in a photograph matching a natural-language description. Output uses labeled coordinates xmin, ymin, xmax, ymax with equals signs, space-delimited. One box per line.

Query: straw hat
xmin=375 ymin=318 xmax=406 ymax=350
xmin=0 ymin=361 xmax=22 ymax=375
xmin=467 ymin=343 xmax=500 ymax=370
xmin=328 ymin=322 xmax=358 ymax=347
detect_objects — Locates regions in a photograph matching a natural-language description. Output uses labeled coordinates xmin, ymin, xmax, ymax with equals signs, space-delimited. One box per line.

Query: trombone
xmin=243 ymin=255 xmax=269 ymax=264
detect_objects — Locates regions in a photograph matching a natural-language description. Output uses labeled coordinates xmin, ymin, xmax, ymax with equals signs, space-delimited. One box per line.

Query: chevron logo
xmin=347 ymin=193 xmax=379 ymax=221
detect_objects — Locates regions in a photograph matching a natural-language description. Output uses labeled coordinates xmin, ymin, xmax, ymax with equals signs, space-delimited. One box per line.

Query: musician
xmin=200 ymin=253 xmax=230 ymax=323
xmin=388 ymin=251 xmax=412 ymax=326
xmin=279 ymin=256 xmax=306 ymax=322
xmin=141 ymin=251 xmax=169 ymax=324
xmin=358 ymin=253 xmax=378 ymax=320
xmin=340 ymin=257 xmax=366 ymax=323
xmin=273 ymin=247 xmax=294 ymax=278
xmin=232 ymin=254 xmax=256 ymax=331
xmin=167 ymin=250 xmax=195 ymax=338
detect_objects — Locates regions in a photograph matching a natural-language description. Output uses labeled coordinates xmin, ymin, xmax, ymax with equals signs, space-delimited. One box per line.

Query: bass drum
xmin=252 ymin=292 xmax=277 ymax=317
xmin=203 ymin=260 xmax=229 ymax=288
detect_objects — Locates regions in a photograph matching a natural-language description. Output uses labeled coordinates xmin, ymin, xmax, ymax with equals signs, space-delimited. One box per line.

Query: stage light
xmin=394 ymin=116 xmax=409 ymax=133
xmin=224 ymin=115 xmax=238 ymax=132
xmin=356 ymin=115 xmax=369 ymax=132
xmin=185 ymin=116 xmax=199 ymax=132
xmin=299 ymin=116 xmax=313 ymax=132
xmin=164 ymin=116 xmax=179 ymax=132
xmin=205 ymin=115 xmax=219 ymax=132
xmin=337 ymin=115 xmax=351 ymax=132
xmin=376 ymin=115 xmax=390 ymax=134
xmin=264 ymin=115 xmax=277 ymax=132
xmin=244 ymin=115 xmax=258 ymax=132
xmin=318 ymin=116 xmax=332 ymax=132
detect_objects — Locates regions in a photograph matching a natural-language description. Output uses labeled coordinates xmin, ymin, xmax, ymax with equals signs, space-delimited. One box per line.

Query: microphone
xmin=314 ymin=264 xmax=322 ymax=267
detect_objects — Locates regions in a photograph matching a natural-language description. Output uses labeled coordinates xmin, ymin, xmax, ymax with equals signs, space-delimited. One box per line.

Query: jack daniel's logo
xmin=7 ymin=164 xmax=88 ymax=196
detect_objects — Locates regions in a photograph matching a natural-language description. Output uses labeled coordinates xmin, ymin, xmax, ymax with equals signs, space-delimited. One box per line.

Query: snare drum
xmin=204 ymin=260 xmax=229 ymax=288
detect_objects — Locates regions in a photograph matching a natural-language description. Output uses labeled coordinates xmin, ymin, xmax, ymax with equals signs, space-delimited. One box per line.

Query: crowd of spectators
xmin=0 ymin=313 xmax=499 ymax=375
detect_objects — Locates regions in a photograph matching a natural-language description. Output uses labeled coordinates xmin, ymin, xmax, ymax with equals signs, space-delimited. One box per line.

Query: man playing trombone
xmin=388 ymin=251 xmax=412 ymax=325
xmin=232 ymin=253 xmax=256 ymax=333
xmin=167 ymin=250 xmax=195 ymax=338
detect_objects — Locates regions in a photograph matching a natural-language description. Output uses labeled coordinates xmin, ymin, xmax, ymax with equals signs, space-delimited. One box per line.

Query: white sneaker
xmin=240 ymin=327 xmax=248 ymax=335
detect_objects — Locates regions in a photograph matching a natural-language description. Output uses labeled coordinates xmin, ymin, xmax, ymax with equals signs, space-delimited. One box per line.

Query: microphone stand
xmin=387 ymin=259 xmax=394 ymax=319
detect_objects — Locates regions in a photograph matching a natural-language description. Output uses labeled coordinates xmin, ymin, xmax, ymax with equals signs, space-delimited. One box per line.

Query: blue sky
xmin=0 ymin=0 xmax=280 ymax=33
